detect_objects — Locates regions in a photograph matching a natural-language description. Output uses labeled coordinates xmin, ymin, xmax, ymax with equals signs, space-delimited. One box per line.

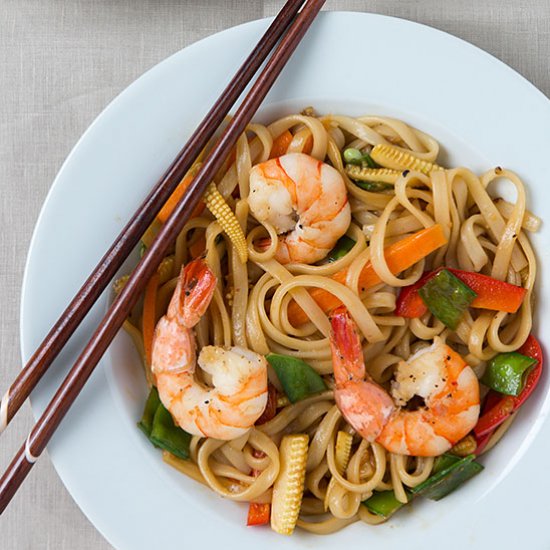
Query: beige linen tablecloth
xmin=1 ymin=1 xmax=549 ymax=548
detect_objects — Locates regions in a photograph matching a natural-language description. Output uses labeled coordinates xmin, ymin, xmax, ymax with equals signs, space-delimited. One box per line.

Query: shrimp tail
xmin=329 ymin=306 xmax=366 ymax=383
xmin=330 ymin=306 xmax=395 ymax=442
xmin=168 ymin=258 xmax=217 ymax=328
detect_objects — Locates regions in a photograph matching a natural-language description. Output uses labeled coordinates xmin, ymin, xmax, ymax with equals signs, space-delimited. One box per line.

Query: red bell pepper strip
xmin=247 ymin=502 xmax=271 ymax=526
xmin=395 ymin=271 xmax=436 ymax=318
xmin=450 ymin=269 xmax=527 ymax=313
xmin=395 ymin=268 xmax=527 ymax=318
xmin=474 ymin=335 xmax=543 ymax=439
xmin=247 ymin=449 xmax=271 ymax=526
xmin=474 ymin=392 xmax=504 ymax=454
xmin=474 ymin=431 xmax=493 ymax=455
xmin=473 ymin=395 xmax=515 ymax=439
xmin=514 ymin=334 xmax=543 ymax=407
xmin=255 ymin=383 xmax=278 ymax=425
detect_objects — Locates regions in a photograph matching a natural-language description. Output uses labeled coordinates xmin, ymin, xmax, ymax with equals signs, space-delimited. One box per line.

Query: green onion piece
xmin=418 ymin=269 xmax=477 ymax=330
xmin=325 ymin=235 xmax=356 ymax=263
xmin=137 ymin=386 xmax=161 ymax=437
xmin=411 ymin=454 xmax=483 ymax=501
xmin=481 ymin=352 xmax=537 ymax=396
xmin=149 ymin=403 xmax=192 ymax=460
xmin=352 ymin=180 xmax=393 ymax=192
xmin=139 ymin=241 xmax=147 ymax=258
xmin=343 ymin=147 xmax=380 ymax=168
xmin=267 ymin=354 xmax=327 ymax=403
xmin=362 ymin=490 xmax=407 ymax=518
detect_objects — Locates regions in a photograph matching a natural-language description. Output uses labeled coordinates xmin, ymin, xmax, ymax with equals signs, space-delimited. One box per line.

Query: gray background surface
xmin=1 ymin=1 xmax=548 ymax=548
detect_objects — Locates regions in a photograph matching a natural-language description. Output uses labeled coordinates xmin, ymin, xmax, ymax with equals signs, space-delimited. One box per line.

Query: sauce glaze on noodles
xmin=128 ymin=110 xmax=538 ymax=533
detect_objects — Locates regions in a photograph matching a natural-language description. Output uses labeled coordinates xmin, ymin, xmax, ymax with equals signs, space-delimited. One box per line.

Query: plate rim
xmin=20 ymin=11 xmax=550 ymax=549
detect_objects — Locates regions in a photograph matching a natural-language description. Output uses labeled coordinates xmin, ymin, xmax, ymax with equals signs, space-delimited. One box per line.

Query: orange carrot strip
xmin=287 ymin=224 xmax=448 ymax=326
xmin=157 ymin=174 xmax=205 ymax=223
xmin=157 ymin=174 xmax=193 ymax=223
xmin=302 ymin=134 xmax=313 ymax=154
xmin=142 ymin=273 xmax=160 ymax=366
xmin=269 ymin=130 xmax=293 ymax=158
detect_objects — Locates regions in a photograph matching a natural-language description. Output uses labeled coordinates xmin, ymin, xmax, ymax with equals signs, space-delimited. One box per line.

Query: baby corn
xmin=370 ymin=144 xmax=442 ymax=175
xmin=157 ymin=256 xmax=175 ymax=284
xmin=345 ymin=165 xmax=401 ymax=184
xmin=114 ymin=256 xmax=174 ymax=295
xmin=324 ymin=431 xmax=353 ymax=510
xmin=113 ymin=274 xmax=129 ymax=295
xmin=334 ymin=431 xmax=353 ymax=472
xmin=203 ymin=182 xmax=248 ymax=263
xmin=271 ymin=434 xmax=309 ymax=536
xmin=450 ymin=434 xmax=477 ymax=457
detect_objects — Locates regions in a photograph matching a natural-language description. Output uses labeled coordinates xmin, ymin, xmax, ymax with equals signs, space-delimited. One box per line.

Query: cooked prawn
xmin=248 ymin=153 xmax=351 ymax=264
xmin=152 ymin=258 xmax=268 ymax=440
xmin=329 ymin=307 xmax=480 ymax=456
xmin=329 ymin=307 xmax=396 ymax=441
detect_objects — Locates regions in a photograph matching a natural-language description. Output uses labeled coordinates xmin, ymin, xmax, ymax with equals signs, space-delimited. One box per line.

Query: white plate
xmin=21 ymin=12 xmax=550 ymax=550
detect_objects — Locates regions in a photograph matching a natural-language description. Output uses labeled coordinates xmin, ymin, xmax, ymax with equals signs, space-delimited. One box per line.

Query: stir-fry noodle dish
xmin=117 ymin=109 xmax=543 ymax=535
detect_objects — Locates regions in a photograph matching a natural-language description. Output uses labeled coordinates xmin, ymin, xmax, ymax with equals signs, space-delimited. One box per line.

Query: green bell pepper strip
xmin=362 ymin=490 xmax=407 ymax=518
xmin=149 ymin=402 xmax=192 ymax=460
xmin=343 ymin=147 xmax=380 ymax=168
xmin=481 ymin=352 xmax=537 ymax=396
xmin=411 ymin=454 xmax=483 ymax=501
xmin=266 ymin=353 xmax=327 ymax=403
xmin=137 ymin=386 xmax=161 ymax=437
xmin=418 ymin=269 xmax=477 ymax=330
xmin=474 ymin=334 xmax=543 ymax=440
xmin=325 ymin=236 xmax=356 ymax=263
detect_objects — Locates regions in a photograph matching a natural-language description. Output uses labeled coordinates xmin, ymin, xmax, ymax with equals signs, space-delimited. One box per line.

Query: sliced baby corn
xmin=204 ymin=182 xmax=248 ymax=264
xmin=450 ymin=434 xmax=477 ymax=457
xmin=345 ymin=164 xmax=401 ymax=184
xmin=324 ymin=431 xmax=353 ymax=510
xmin=334 ymin=431 xmax=353 ymax=472
xmin=271 ymin=434 xmax=309 ymax=536
xmin=156 ymin=255 xmax=175 ymax=284
xmin=113 ymin=256 xmax=174 ymax=295
xmin=113 ymin=274 xmax=129 ymax=295
xmin=370 ymin=144 xmax=442 ymax=175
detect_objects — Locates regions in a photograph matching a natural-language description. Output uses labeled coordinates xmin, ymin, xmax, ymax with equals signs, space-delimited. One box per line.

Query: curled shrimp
xmin=248 ymin=153 xmax=351 ymax=264
xmin=152 ymin=258 xmax=268 ymax=440
xmin=330 ymin=307 xmax=480 ymax=456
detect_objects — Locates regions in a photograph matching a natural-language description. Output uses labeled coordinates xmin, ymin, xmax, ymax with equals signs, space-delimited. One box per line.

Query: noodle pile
xmin=125 ymin=109 xmax=539 ymax=533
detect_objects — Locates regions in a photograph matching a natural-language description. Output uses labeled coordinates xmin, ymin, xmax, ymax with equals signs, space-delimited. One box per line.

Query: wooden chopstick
xmin=0 ymin=0 xmax=306 ymax=436
xmin=0 ymin=0 xmax=326 ymax=513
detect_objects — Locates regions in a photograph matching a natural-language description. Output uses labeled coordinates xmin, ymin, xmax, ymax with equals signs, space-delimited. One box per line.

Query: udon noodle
xmin=122 ymin=109 xmax=540 ymax=534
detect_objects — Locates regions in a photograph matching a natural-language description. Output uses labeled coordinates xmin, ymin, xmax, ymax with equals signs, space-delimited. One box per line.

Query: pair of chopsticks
xmin=0 ymin=0 xmax=325 ymax=513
